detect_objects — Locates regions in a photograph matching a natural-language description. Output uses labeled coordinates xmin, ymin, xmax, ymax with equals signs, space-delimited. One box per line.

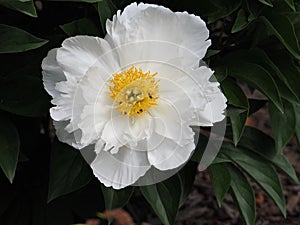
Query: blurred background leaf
xmin=0 ymin=114 xmax=20 ymax=183
xmin=0 ymin=24 xmax=48 ymax=54
xmin=0 ymin=0 xmax=37 ymax=17
xmin=48 ymin=140 xmax=93 ymax=203
xmin=60 ymin=18 xmax=101 ymax=36
xmin=0 ymin=69 xmax=50 ymax=117
xmin=101 ymin=185 xmax=134 ymax=210
xmin=96 ymin=0 xmax=117 ymax=33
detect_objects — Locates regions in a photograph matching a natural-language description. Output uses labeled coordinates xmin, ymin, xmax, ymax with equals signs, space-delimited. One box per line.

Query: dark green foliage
xmin=0 ymin=24 xmax=48 ymax=53
xmin=221 ymin=78 xmax=249 ymax=144
xmin=0 ymin=0 xmax=37 ymax=17
xmin=140 ymin=162 xmax=197 ymax=225
xmin=60 ymin=18 xmax=101 ymax=36
xmin=227 ymin=165 xmax=256 ymax=225
xmin=0 ymin=0 xmax=299 ymax=225
xmin=48 ymin=140 xmax=93 ymax=203
xmin=0 ymin=114 xmax=19 ymax=183
xmin=101 ymin=185 xmax=134 ymax=210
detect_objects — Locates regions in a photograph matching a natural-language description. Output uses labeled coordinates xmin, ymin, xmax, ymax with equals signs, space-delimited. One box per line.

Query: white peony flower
xmin=42 ymin=2 xmax=227 ymax=189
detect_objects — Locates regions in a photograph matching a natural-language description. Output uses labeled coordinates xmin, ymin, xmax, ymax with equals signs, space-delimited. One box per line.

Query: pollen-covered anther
xmin=109 ymin=66 xmax=159 ymax=117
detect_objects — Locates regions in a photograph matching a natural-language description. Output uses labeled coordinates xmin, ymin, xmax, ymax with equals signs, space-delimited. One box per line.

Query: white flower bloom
xmin=42 ymin=2 xmax=227 ymax=189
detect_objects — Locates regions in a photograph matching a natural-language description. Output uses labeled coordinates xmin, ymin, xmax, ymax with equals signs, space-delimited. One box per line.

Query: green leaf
xmin=229 ymin=49 xmax=299 ymax=102
xmin=0 ymin=115 xmax=20 ymax=183
xmin=271 ymin=154 xmax=300 ymax=184
xmin=238 ymin=127 xmax=276 ymax=158
xmin=96 ymin=0 xmax=117 ymax=33
xmin=48 ymin=140 xmax=92 ymax=202
xmin=205 ymin=49 xmax=221 ymax=58
xmin=218 ymin=50 xmax=292 ymax=98
xmin=211 ymin=66 xmax=228 ymax=82
xmin=60 ymin=18 xmax=101 ymax=36
xmin=207 ymin=0 xmax=241 ymax=23
xmin=257 ymin=0 xmax=273 ymax=7
xmin=226 ymin=106 xmax=247 ymax=116
xmin=229 ymin=108 xmax=248 ymax=145
xmin=274 ymin=75 xmax=300 ymax=104
xmin=288 ymin=12 xmax=300 ymax=40
xmin=239 ymin=127 xmax=299 ymax=184
xmin=231 ymin=9 xmax=249 ymax=33
xmin=190 ymin=134 xmax=209 ymax=163
xmin=139 ymin=163 xmax=196 ymax=225
xmin=227 ymin=49 xmax=299 ymax=102
xmin=246 ymin=0 xmax=261 ymax=19
xmin=269 ymin=100 xmax=296 ymax=152
xmin=222 ymin=79 xmax=248 ymax=109
xmin=140 ymin=175 xmax=181 ymax=225
xmin=0 ymin=70 xmax=50 ymax=117
xmin=0 ymin=24 xmax=48 ymax=53
xmin=260 ymin=16 xmax=300 ymax=60
xmin=294 ymin=104 xmax=300 ymax=146
xmin=267 ymin=50 xmax=300 ymax=100
xmin=0 ymin=0 xmax=37 ymax=17
xmin=212 ymin=155 xmax=231 ymax=164
xmin=223 ymin=144 xmax=286 ymax=216
xmin=283 ymin=0 xmax=296 ymax=11
xmin=228 ymin=165 xmax=255 ymax=225
xmin=209 ymin=163 xmax=231 ymax=206
xmin=228 ymin=62 xmax=283 ymax=112
xmin=222 ymin=79 xmax=249 ymax=144
xmin=242 ymin=49 xmax=299 ymax=101
xmin=101 ymin=185 xmax=133 ymax=210
xmin=177 ymin=162 xmax=197 ymax=205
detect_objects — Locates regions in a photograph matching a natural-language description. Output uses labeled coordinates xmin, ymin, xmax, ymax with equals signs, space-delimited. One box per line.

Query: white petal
xmin=42 ymin=48 xmax=86 ymax=125
xmin=78 ymin=104 xmax=111 ymax=146
xmin=49 ymin=76 xmax=78 ymax=121
xmin=155 ymin=64 xmax=227 ymax=126
xmin=157 ymin=65 xmax=214 ymax=110
xmin=125 ymin=114 xmax=153 ymax=145
xmin=42 ymin=46 xmax=87 ymax=149
xmin=191 ymin=67 xmax=227 ymax=125
xmin=53 ymin=47 xmax=120 ymax=147
xmin=94 ymin=138 xmax=105 ymax=154
xmin=79 ymin=144 xmax=96 ymax=164
xmin=97 ymin=108 xmax=152 ymax=154
xmin=110 ymin=41 xmax=200 ymax=72
xmin=147 ymin=132 xmax=195 ymax=170
xmin=106 ymin=3 xmax=210 ymax=59
xmin=149 ymin=98 xmax=194 ymax=144
xmin=75 ymin=64 xmax=114 ymax=145
xmin=132 ymin=62 xmax=211 ymax=114
xmin=101 ymin=115 xmax=131 ymax=153
xmin=100 ymin=115 xmax=153 ymax=154
xmin=42 ymin=48 xmax=66 ymax=98
xmin=56 ymin=36 xmax=113 ymax=79
xmin=195 ymin=91 xmax=227 ymax=125
xmin=91 ymin=144 xmax=150 ymax=189
xmin=53 ymin=120 xmax=85 ymax=149
xmin=79 ymin=63 xmax=113 ymax=105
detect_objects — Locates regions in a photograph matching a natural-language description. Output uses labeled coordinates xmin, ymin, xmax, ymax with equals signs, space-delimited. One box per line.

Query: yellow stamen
xmin=109 ymin=66 xmax=159 ymax=117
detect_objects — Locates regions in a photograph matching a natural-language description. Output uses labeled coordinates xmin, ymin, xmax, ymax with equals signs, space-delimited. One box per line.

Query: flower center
xmin=109 ymin=66 xmax=159 ymax=117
